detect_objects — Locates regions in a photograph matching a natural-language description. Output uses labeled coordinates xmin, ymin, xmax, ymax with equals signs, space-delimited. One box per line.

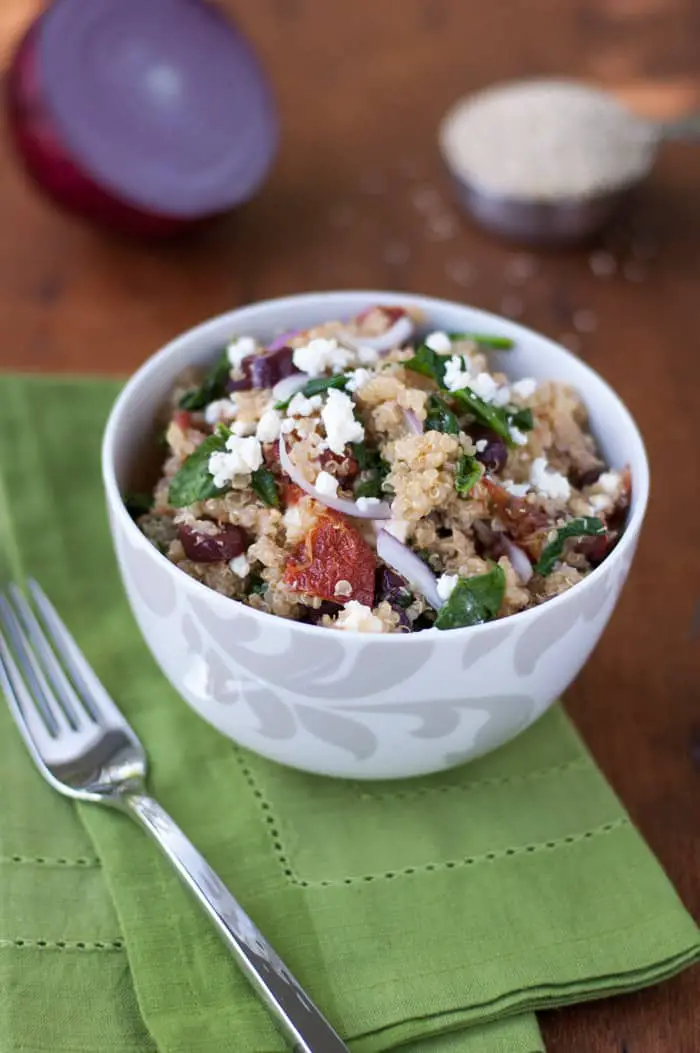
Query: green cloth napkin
xmin=0 ymin=375 xmax=697 ymax=1053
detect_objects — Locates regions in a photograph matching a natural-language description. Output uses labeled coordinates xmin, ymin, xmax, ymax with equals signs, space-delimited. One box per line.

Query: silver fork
xmin=0 ymin=579 xmax=349 ymax=1053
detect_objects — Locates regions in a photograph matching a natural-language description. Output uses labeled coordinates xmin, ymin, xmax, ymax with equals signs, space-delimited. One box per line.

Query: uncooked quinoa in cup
xmin=130 ymin=305 xmax=630 ymax=633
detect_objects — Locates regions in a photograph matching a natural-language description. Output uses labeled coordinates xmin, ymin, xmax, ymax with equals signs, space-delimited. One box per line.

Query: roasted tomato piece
xmin=281 ymin=481 xmax=305 ymax=506
xmin=357 ymin=304 xmax=406 ymax=326
xmin=173 ymin=409 xmax=193 ymax=431
xmin=482 ymin=478 xmax=550 ymax=561
xmin=283 ymin=509 xmax=375 ymax=607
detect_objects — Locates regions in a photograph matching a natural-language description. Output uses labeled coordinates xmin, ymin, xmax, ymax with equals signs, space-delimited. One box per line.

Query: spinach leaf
xmin=123 ymin=491 xmax=154 ymax=518
xmin=455 ymin=453 xmax=483 ymax=497
xmin=249 ymin=575 xmax=267 ymax=596
xmin=179 ymin=350 xmax=231 ymax=411
xmin=168 ymin=433 xmax=228 ymax=507
xmin=535 ymin=517 xmax=606 ymax=576
xmin=250 ymin=466 xmax=280 ymax=507
xmin=404 ymin=344 xmax=448 ymax=387
xmin=508 ymin=406 xmax=534 ymax=431
xmin=424 ymin=393 xmax=459 ymax=434
xmin=435 ymin=564 xmax=506 ymax=630
xmin=351 ymin=441 xmax=390 ymax=500
xmin=274 ymin=373 xmax=349 ymax=410
xmin=451 ymin=387 xmax=513 ymax=444
xmin=449 ymin=332 xmax=514 ymax=349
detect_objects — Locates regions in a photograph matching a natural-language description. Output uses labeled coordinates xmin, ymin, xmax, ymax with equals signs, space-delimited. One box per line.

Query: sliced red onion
xmin=344 ymin=313 xmax=415 ymax=356
xmin=376 ymin=529 xmax=442 ymax=610
xmin=267 ymin=329 xmax=301 ymax=352
xmin=272 ymin=373 xmax=310 ymax=403
xmin=502 ymin=536 xmax=533 ymax=583
xmin=403 ymin=408 xmax=423 ymax=434
xmin=279 ymin=434 xmax=392 ymax=519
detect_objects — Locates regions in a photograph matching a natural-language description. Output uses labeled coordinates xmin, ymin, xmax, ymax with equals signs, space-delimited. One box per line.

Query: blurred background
xmin=0 ymin=0 xmax=698 ymax=380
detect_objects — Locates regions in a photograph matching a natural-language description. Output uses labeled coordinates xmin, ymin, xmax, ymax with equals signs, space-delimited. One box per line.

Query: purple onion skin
xmin=226 ymin=345 xmax=298 ymax=393
xmin=178 ymin=524 xmax=248 ymax=563
xmin=473 ymin=429 xmax=508 ymax=474
xmin=7 ymin=21 xmax=190 ymax=238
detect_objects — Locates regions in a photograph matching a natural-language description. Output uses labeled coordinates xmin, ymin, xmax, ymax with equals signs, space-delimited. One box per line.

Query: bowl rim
xmin=102 ymin=289 xmax=650 ymax=643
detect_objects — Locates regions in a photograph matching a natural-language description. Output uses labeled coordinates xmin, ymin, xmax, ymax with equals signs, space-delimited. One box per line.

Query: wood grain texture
xmin=0 ymin=0 xmax=698 ymax=1049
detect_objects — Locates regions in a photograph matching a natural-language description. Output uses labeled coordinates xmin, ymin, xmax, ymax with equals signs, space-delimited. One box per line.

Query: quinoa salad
xmin=130 ymin=305 xmax=630 ymax=634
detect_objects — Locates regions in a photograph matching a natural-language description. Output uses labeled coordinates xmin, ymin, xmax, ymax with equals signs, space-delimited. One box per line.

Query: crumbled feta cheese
xmin=502 ymin=480 xmax=531 ymax=497
xmin=597 ymin=471 xmax=621 ymax=496
xmin=334 ymin=579 xmax=353 ymax=598
xmin=345 ymin=368 xmax=374 ymax=393
xmin=436 ymin=573 xmax=459 ymax=601
xmin=467 ymin=372 xmax=500 ymax=402
xmin=204 ymin=398 xmax=236 ymax=426
xmin=509 ymin=426 xmax=528 ymax=446
xmin=256 ymin=409 xmax=281 ymax=443
xmin=283 ymin=504 xmax=302 ymax=531
xmin=443 ymin=355 xmax=472 ymax=392
xmin=530 ymin=457 xmax=571 ymax=501
xmin=355 ymin=496 xmax=381 ymax=512
xmin=286 ymin=392 xmax=323 ymax=417
xmin=384 ymin=519 xmax=410 ymax=543
xmin=589 ymin=494 xmax=611 ymax=512
xmin=334 ymin=600 xmax=385 ymax=633
xmin=357 ymin=345 xmax=380 ymax=365
xmin=314 ymin=470 xmax=338 ymax=497
xmin=292 ymin=338 xmax=351 ymax=377
xmin=475 ymin=438 xmax=488 ymax=453
xmin=231 ymin=420 xmax=257 ymax=437
xmin=226 ymin=335 xmax=256 ymax=370
xmin=511 ymin=377 xmax=537 ymax=399
xmin=425 ymin=330 xmax=453 ymax=354
xmin=229 ymin=554 xmax=250 ymax=577
xmin=321 ymin=388 xmax=365 ymax=454
xmin=492 ymin=384 xmax=512 ymax=407
xmin=208 ymin=436 xmax=263 ymax=487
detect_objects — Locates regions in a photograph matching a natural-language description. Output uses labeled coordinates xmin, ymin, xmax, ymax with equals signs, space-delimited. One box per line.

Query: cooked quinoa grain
xmin=132 ymin=305 xmax=630 ymax=633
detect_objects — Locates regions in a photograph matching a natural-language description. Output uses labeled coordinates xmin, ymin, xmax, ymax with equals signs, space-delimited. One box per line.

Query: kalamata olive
xmin=472 ymin=519 xmax=508 ymax=561
xmin=577 ymin=531 xmax=616 ymax=567
xmin=376 ymin=566 xmax=413 ymax=630
xmin=575 ymin=465 xmax=604 ymax=488
xmin=252 ymin=345 xmax=297 ymax=387
xmin=226 ymin=345 xmax=298 ymax=393
xmin=473 ymin=429 xmax=508 ymax=474
xmin=301 ymin=600 xmax=342 ymax=625
xmin=318 ymin=447 xmax=359 ymax=483
xmin=178 ymin=523 xmax=248 ymax=563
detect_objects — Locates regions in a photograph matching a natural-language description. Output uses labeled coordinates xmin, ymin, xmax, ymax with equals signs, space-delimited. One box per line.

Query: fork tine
xmin=27 ymin=579 xmax=129 ymax=730
xmin=9 ymin=584 xmax=94 ymax=730
xmin=0 ymin=596 xmax=72 ymax=736
xmin=0 ymin=627 xmax=58 ymax=754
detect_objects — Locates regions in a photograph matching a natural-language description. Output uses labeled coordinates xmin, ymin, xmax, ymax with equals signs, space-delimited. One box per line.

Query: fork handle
xmin=123 ymin=792 xmax=349 ymax=1053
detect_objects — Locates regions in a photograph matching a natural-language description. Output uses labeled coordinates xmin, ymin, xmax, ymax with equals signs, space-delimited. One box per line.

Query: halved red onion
xmin=376 ymin=529 xmax=443 ymax=610
xmin=279 ymin=434 xmax=392 ymax=519
xmin=344 ymin=313 xmax=415 ymax=356
xmin=502 ymin=536 xmax=533 ymax=583
xmin=272 ymin=373 xmax=309 ymax=403
xmin=403 ymin=408 xmax=423 ymax=434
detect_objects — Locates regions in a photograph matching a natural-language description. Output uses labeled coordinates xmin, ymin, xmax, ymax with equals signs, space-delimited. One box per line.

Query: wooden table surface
xmin=1 ymin=1 xmax=698 ymax=1050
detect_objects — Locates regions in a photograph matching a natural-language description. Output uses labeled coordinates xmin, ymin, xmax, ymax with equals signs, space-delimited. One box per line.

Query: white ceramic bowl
xmin=102 ymin=292 xmax=649 ymax=780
